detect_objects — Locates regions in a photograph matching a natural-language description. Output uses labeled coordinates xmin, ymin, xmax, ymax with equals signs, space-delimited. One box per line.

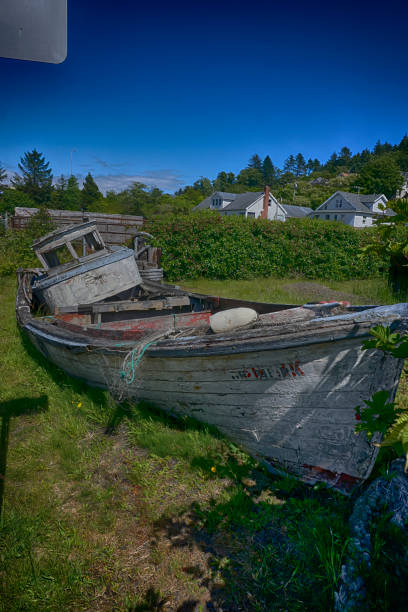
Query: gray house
xmin=310 ymin=191 xmax=392 ymax=227
xmin=194 ymin=189 xmax=311 ymax=221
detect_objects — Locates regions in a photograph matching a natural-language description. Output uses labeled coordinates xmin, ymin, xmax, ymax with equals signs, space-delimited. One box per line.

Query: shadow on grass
xmin=103 ymin=400 xmax=351 ymax=610
xmin=0 ymin=395 xmax=48 ymax=517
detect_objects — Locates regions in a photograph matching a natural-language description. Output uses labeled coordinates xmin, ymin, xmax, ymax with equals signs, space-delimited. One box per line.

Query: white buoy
xmin=210 ymin=307 xmax=258 ymax=333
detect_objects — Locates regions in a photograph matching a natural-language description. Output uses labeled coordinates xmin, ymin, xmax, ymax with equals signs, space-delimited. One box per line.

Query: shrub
xmin=145 ymin=212 xmax=391 ymax=281
xmin=0 ymin=209 xmax=55 ymax=276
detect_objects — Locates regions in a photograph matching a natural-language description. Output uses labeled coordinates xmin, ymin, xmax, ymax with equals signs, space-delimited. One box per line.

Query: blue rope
xmin=120 ymin=338 xmax=160 ymax=384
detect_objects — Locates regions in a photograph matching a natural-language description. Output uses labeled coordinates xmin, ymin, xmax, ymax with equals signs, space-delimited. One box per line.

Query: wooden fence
xmin=10 ymin=207 xmax=144 ymax=246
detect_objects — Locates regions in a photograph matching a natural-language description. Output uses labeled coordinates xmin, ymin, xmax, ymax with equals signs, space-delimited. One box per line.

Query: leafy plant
xmin=355 ymin=391 xmax=402 ymax=440
xmin=355 ymin=325 xmax=408 ymax=470
xmin=360 ymin=199 xmax=408 ymax=294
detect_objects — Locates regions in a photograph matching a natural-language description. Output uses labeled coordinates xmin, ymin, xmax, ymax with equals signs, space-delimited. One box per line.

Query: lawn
xmin=0 ymin=274 xmax=405 ymax=611
xmin=180 ymin=276 xmax=397 ymax=306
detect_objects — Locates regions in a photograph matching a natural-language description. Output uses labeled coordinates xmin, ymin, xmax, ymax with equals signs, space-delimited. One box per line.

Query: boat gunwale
xmin=17 ymin=270 xmax=408 ymax=358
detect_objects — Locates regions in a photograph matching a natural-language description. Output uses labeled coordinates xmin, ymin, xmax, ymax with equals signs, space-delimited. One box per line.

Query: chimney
xmin=261 ymin=185 xmax=270 ymax=219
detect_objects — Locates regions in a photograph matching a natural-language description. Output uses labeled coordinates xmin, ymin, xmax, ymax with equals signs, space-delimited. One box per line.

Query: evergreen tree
xmin=262 ymin=155 xmax=276 ymax=185
xmin=81 ymin=173 xmax=101 ymax=210
xmin=398 ymin=134 xmax=408 ymax=153
xmin=306 ymin=158 xmax=321 ymax=174
xmin=64 ymin=176 xmax=82 ymax=210
xmin=11 ymin=149 xmax=53 ymax=204
xmin=294 ymin=153 xmax=307 ymax=176
xmin=283 ymin=155 xmax=296 ymax=174
xmin=248 ymin=154 xmax=262 ymax=171
xmin=360 ymin=149 xmax=372 ymax=164
xmin=213 ymin=171 xmax=228 ymax=191
xmin=339 ymin=147 xmax=352 ymax=164
xmin=325 ymin=152 xmax=338 ymax=173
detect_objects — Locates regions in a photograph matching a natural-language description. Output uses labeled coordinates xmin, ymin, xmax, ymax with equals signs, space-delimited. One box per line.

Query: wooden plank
xmin=57 ymin=295 xmax=191 ymax=314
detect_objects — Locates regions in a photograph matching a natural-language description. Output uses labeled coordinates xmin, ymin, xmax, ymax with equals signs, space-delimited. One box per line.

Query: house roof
xmin=222 ymin=191 xmax=264 ymax=211
xmin=280 ymin=204 xmax=312 ymax=218
xmin=213 ymin=191 xmax=237 ymax=199
xmin=317 ymin=191 xmax=386 ymax=214
xmin=193 ymin=195 xmax=213 ymax=210
xmin=193 ymin=191 xmax=238 ymax=211
xmin=338 ymin=191 xmax=386 ymax=212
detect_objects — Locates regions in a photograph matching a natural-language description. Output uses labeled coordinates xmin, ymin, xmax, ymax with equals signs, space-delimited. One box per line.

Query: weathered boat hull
xmin=19 ymin=285 xmax=406 ymax=493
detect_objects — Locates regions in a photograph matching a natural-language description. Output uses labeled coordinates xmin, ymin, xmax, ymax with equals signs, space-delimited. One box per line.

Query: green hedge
xmin=145 ymin=212 xmax=392 ymax=281
xmin=0 ymin=210 xmax=55 ymax=276
xmin=0 ymin=211 xmax=397 ymax=281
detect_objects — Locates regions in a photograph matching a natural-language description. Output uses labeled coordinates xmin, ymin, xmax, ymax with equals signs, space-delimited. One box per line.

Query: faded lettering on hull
xmin=230 ymin=360 xmax=305 ymax=381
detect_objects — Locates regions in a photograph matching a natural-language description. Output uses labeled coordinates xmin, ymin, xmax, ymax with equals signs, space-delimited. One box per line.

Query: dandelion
xmin=77 ymin=402 xmax=82 ymax=408
xmin=211 ymin=466 xmax=216 ymax=473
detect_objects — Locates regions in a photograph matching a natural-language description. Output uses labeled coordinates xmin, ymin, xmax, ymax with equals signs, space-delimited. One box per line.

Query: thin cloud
xmin=93 ymin=157 xmax=125 ymax=170
xmin=93 ymin=170 xmax=185 ymax=194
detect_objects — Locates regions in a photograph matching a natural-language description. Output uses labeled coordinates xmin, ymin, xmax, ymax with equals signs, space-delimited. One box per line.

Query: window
xmin=334 ymin=214 xmax=338 ymax=220
xmin=363 ymin=216 xmax=367 ymax=223
xmin=325 ymin=214 xmax=330 ymax=220
xmin=314 ymin=215 xmax=318 ymax=219
xmin=335 ymin=199 xmax=342 ymax=208
xmin=247 ymin=212 xmax=255 ymax=217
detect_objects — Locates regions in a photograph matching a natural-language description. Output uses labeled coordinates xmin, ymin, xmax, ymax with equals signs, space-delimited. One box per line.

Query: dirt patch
xmin=283 ymin=281 xmax=358 ymax=303
xmin=64 ymin=424 xmax=216 ymax=611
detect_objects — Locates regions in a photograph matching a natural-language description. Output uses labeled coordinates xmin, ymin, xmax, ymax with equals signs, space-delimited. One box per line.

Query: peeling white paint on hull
xmin=25 ymin=327 xmax=403 ymax=493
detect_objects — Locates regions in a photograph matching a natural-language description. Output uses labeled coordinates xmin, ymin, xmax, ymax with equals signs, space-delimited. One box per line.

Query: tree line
xmin=1 ymin=136 xmax=407 ymax=219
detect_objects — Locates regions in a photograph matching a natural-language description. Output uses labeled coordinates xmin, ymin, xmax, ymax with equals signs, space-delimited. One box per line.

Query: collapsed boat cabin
xmin=31 ymin=221 xmax=142 ymax=310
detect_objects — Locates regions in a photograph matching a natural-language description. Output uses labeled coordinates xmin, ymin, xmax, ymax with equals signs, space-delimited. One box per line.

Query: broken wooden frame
xmin=32 ymin=221 xmax=106 ymax=271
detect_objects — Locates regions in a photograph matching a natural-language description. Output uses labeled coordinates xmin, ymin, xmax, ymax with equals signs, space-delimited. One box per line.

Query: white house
xmin=194 ymin=189 xmax=312 ymax=221
xmin=310 ymin=191 xmax=393 ymax=227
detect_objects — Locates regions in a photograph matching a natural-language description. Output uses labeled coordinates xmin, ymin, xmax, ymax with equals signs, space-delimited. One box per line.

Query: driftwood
xmin=335 ymin=458 xmax=408 ymax=611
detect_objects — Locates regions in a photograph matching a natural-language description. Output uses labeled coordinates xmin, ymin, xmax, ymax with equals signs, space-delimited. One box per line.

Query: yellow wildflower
xmin=211 ymin=466 xmax=216 ymax=473
xmin=77 ymin=402 xmax=82 ymax=408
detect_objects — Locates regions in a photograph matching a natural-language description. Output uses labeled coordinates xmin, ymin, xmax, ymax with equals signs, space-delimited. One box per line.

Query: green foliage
xmin=358 ymin=156 xmax=403 ymax=198
xmin=50 ymin=175 xmax=82 ymax=210
xmin=355 ymin=325 xmax=408 ymax=470
xmin=381 ymin=412 xmax=408 ymax=471
xmin=362 ymin=324 xmax=408 ymax=355
xmin=354 ymin=391 xmax=401 ymax=440
xmin=145 ymin=212 xmax=388 ymax=281
xmin=0 ymin=188 xmax=35 ymax=214
xmin=0 ymin=209 xmax=55 ymax=276
xmin=360 ymin=199 xmax=408 ymax=294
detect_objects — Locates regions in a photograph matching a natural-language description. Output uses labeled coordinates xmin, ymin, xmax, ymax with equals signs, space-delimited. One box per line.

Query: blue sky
xmin=0 ymin=0 xmax=407 ymax=193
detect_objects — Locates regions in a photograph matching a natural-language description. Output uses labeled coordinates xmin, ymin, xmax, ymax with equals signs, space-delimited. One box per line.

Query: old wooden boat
xmin=16 ymin=264 xmax=408 ymax=493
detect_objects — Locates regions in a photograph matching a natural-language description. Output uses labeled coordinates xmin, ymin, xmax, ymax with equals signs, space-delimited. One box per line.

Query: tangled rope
xmin=120 ymin=329 xmax=173 ymax=385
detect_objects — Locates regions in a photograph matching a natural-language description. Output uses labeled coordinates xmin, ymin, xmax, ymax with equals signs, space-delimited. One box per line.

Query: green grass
xmin=0 ymin=274 xmax=406 ymax=610
xmin=180 ymin=275 xmax=397 ymax=305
